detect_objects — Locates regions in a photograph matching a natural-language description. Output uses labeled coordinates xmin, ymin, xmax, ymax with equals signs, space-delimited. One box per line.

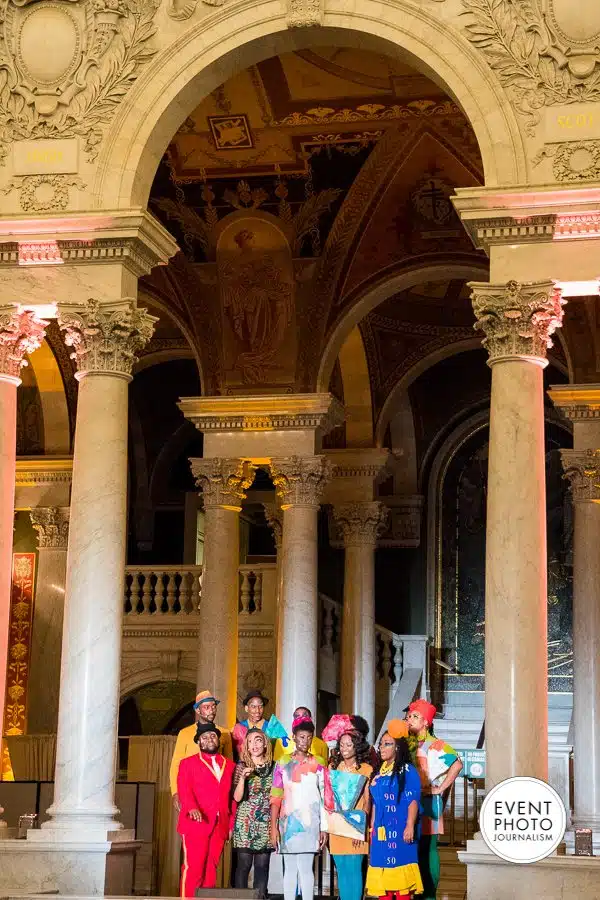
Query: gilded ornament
xmin=190 ymin=458 xmax=256 ymax=508
xmin=269 ymin=456 xmax=331 ymax=507
xmin=463 ymin=0 xmax=600 ymax=133
xmin=470 ymin=279 xmax=565 ymax=363
xmin=561 ymin=449 xmax=600 ymax=502
xmin=0 ymin=0 xmax=159 ymax=162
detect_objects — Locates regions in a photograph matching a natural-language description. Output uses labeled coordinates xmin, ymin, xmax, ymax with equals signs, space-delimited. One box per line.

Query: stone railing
xmin=124 ymin=565 xmax=202 ymax=615
xmin=238 ymin=564 xmax=277 ymax=615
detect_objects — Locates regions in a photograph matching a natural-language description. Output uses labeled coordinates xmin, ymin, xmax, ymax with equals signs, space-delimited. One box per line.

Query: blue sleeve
xmin=404 ymin=764 xmax=421 ymax=803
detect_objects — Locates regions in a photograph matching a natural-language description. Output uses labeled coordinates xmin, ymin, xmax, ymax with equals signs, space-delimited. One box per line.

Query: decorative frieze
xmin=333 ymin=502 xmax=388 ymax=547
xmin=0 ymin=306 xmax=48 ymax=380
xmin=30 ymin=507 xmax=70 ymax=550
xmin=561 ymin=449 xmax=600 ymax=503
xmin=533 ymin=141 xmax=600 ymax=183
xmin=269 ymin=456 xmax=331 ymax=508
xmin=1 ymin=175 xmax=85 ymax=212
xmin=179 ymin=394 xmax=344 ymax=437
xmin=58 ymin=298 xmax=157 ymax=379
xmin=471 ymin=280 xmax=564 ymax=364
xmin=190 ymin=458 xmax=256 ymax=509
xmin=287 ymin=0 xmax=322 ymax=28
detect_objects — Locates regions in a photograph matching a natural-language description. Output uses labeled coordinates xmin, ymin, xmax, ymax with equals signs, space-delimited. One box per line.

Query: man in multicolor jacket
xmin=407 ymin=699 xmax=463 ymax=900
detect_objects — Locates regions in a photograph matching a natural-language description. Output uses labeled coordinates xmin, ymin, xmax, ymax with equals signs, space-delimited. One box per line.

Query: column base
xmin=0 ymin=832 xmax=139 ymax=895
xmin=33 ymin=805 xmax=123 ymax=843
xmin=458 ymin=837 xmax=600 ymax=899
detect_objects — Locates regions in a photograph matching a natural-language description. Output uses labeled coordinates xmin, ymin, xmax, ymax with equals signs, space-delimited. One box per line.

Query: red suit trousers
xmin=181 ymin=827 xmax=226 ymax=897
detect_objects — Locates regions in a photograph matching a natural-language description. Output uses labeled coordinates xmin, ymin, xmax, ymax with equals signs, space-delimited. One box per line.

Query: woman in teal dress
xmin=367 ymin=719 xmax=423 ymax=900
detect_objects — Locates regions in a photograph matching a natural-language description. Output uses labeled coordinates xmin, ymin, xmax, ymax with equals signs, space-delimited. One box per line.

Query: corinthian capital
xmin=0 ymin=306 xmax=48 ymax=381
xmin=561 ymin=449 xmax=600 ymax=502
xmin=263 ymin=502 xmax=283 ymax=552
xmin=57 ymin=298 xmax=157 ymax=380
xmin=269 ymin=456 xmax=331 ymax=508
xmin=470 ymin=280 xmax=564 ymax=365
xmin=191 ymin=458 xmax=256 ymax=509
xmin=333 ymin=502 xmax=388 ymax=547
xmin=30 ymin=507 xmax=70 ymax=550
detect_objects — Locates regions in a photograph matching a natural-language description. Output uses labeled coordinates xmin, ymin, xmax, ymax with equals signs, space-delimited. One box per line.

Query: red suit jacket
xmin=177 ymin=752 xmax=236 ymax=839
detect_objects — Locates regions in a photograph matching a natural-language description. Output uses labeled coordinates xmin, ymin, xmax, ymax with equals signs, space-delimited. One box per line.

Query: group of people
xmin=169 ymin=689 xmax=462 ymax=900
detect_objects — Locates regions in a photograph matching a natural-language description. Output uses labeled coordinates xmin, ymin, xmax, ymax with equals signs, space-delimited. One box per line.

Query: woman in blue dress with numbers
xmin=366 ymin=719 xmax=423 ymax=899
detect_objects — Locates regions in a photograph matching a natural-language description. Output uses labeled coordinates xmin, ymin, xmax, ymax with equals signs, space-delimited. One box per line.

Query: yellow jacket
xmin=273 ymin=735 xmax=329 ymax=766
xmin=169 ymin=723 xmax=233 ymax=795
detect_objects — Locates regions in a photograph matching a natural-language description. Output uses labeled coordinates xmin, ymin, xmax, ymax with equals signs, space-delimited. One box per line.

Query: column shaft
xmin=0 ymin=377 xmax=18 ymax=743
xmin=341 ymin=541 xmax=375 ymax=719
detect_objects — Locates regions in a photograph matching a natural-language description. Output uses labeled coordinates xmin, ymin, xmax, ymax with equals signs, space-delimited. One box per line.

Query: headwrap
xmin=322 ymin=714 xmax=355 ymax=743
xmin=194 ymin=721 xmax=221 ymax=743
xmin=292 ymin=715 xmax=315 ymax=734
xmin=194 ymin=689 xmax=219 ymax=710
xmin=408 ymin=699 xmax=437 ymax=727
xmin=387 ymin=718 xmax=409 ymax=740
xmin=243 ymin=690 xmax=268 ymax=706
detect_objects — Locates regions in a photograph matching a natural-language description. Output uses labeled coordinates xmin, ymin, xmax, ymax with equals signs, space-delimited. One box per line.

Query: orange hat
xmin=387 ymin=719 xmax=409 ymax=740
xmin=408 ymin=699 xmax=437 ymax=726
xmin=194 ymin=689 xmax=219 ymax=709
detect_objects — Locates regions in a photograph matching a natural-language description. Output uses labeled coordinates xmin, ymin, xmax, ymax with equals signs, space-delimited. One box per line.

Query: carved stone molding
xmin=460 ymin=212 xmax=600 ymax=252
xmin=58 ymin=298 xmax=157 ymax=379
xmin=269 ymin=456 xmax=331 ymax=508
xmin=329 ymin=495 xmax=423 ymax=548
xmin=470 ymin=280 xmax=565 ymax=364
xmin=263 ymin=502 xmax=283 ymax=552
xmin=0 ymin=306 xmax=48 ymax=380
xmin=30 ymin=507 xmax=70 ymax=550
xmin=1 ymin=175 xmax=85 ymax=212
xmin=548 ymin=385 xmax=600 ymax=422
xmin=332 ymin=502 xmax=388 ymax=547
xmin=179 ymin=394 xmax=344 ymax=437
xmin=533 ymin=141 xmax=600 ymax=183
xmin=166 ymin=0 xmax=224 ymax=20
xmin=287 ymin=0 xmax=322 ymax=28
xmin=561 ymin=449 xmax=600 ymax=502
xmin=0 ymin=0 xmax=159 ymax=163
xmin=463 ymin=0 xmax=600 ymax=134
xmin=190 ymin=458 xmax=256 ymax=509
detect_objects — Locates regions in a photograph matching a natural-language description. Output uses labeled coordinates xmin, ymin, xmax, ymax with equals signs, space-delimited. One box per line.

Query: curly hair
xmin=240 ymin=729 xmax=273 ymax=770
xmin=372 ymin=735 xmax=412 ymax=797
xmin=329 ymin=731 xmax=372 ymax=771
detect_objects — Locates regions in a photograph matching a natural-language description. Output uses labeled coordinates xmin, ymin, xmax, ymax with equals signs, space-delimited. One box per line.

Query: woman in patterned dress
xmin=366 ymin=720 xmax=424 ymax=900
xmin=232 ymin=728 xmax=275 ymax=897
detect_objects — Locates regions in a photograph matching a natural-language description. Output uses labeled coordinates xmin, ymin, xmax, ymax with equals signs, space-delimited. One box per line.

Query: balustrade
xmin=124 ymin=566 xmax=202 ymax=615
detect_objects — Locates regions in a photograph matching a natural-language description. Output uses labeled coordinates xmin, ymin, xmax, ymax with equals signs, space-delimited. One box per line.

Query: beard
xmin=202 ymin=745 xmax=218 ymax=755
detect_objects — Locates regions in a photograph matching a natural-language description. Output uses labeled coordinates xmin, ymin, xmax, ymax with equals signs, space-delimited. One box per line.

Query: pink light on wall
xmin=18 ymin=242 xmax=63 ymax=265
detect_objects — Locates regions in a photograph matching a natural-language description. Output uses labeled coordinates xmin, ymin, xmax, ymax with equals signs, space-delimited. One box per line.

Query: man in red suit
xmin=177 ymin=721 xmax=236 ymax=897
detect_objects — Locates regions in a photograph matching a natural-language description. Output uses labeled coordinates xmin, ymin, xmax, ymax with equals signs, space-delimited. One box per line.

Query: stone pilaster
xmin=28 ymin=508 xmax=70 ymax=734
xmin=471 ymin=279 xmax=564 ymax=789
xmin=191 ymin=458 xmax=255 ymax=726
xmin=269 ymin=456 xmax=330 ymax=725
xmin=37 ymin=298 xmax=154 ymax=841
xmin=333 ymin=502 xmax=387 ymax=723
xmin=0 ymin=306 xmax=47 ymax=760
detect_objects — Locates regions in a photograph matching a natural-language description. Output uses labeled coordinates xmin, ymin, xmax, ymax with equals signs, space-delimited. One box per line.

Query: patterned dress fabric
xmin=414 ymin=735 xmax=459 ymax=835
xmin=233 ymin=761 xmax=274 ymax=850
xmin=271 ymin=754 xmax=327 ymax=853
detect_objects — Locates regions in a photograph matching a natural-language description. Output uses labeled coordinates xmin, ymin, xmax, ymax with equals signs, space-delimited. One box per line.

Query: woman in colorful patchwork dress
xmin=232 ymin=728 xmax=275 ymax=898
xmin=269 ymin=716 xmax=328 ymax=900
xmin=329 ymin=728 xmax=373 ymax=900
xmin=406 ymin=700 xmax=462 ymax=900
xmin=366 ymin=719 xmax=423 ymax=900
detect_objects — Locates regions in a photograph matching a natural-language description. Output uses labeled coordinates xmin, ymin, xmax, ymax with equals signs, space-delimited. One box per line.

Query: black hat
xmin=243 ymin=690 xmax=269 ymax=706
xmin=194 ymin=721 xmax=221 ymax=743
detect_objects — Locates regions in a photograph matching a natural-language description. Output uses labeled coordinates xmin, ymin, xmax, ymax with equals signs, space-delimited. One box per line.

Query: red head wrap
xmin=408 ymin=699 xmax=437 ymax=727
xmin=292 ymin=715 xmax=315 ymax=733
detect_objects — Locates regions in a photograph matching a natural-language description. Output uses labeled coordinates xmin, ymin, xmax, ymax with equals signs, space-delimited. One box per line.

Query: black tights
xmin=234 ymin=849 xmax=271 ymax=897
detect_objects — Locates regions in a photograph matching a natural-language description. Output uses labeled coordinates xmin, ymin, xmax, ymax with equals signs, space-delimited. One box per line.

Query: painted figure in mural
xmin=270 ymin=716 xmax=328 ymax=900
xmin=232 ymin=728 xmax=275 ymax=897
xmin=232 ymin=690 xmax=272 ymax=760
xmin=177 ymin=722 xmax=236 ymax=897
xmin=222 ymin=228 xmax=293 ymax=383
xmin=406 ymin=700 xmax=462 ymax=900
xmin=170 ymin=689 xmax=233 ymax=810
xmin=273 ymin=705 xmax=329 ymax=765
xmin=366 ymin=719 xmax=423 ymax=900
xmin=328 ymin=727 xmax=373 ymax=900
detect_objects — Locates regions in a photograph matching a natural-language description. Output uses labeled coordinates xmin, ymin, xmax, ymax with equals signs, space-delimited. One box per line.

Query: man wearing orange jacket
xmin=177 ymin=722 xmax=236 ymax=896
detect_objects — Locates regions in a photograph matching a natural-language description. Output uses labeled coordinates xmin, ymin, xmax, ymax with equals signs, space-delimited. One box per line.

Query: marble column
xmin=264 ymin=502 xmax=284 ymax=707
xmin=190 ymin=458 xmax=255 ymax=727
xmin=269 ymin=456 xmax=330 ymax=726
xmin=35 ymin=299 xmax=155 ymax=841
xmin=333 ymin=502 xmax=387 ymax=723
xmin=471 ymin=280 xmax=564 ymax=788
xmin=0 ymin=307 xmax=47 ymax=751
xmin=28 ymin=507 xmax=70 ymax=734
xmin=561 ymin=446 xmax=600 ymax=831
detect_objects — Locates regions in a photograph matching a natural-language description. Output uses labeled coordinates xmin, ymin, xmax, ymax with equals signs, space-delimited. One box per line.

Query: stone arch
xmin=317 ymin=258 xmax=490 ymax=394
xmin=93 ymin=0 xmax=526 ymax=211
xmin=25 ymin=339 xmax=70 ymax=455
xmin=337 ymin=326 xmax=373 ymax=447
